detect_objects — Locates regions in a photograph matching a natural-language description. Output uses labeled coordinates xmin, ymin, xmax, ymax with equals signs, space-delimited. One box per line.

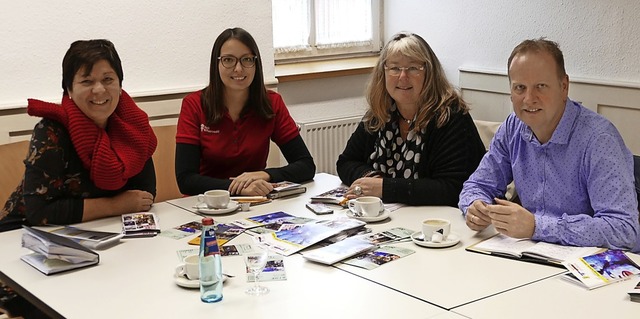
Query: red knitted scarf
xmin=27 ymin=90 xmax=157 ymax=190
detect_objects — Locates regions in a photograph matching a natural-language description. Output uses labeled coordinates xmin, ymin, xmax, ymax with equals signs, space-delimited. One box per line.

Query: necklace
xmin=398 ymin=112 xmax=414 ymax=125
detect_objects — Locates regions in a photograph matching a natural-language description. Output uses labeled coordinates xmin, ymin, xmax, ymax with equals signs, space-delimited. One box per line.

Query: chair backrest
xmin=473 ymin=120 xmax=502 ymax=150
xmin=0 ymin=140 xmax=30 ymax=206
xmin=152 ymin=125 xmax=183 ymax=202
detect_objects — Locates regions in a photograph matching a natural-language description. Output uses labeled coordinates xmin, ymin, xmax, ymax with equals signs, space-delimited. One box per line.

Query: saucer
xmin=345 ymin=209 xmax=390 ymax=223
xmin=174 ymin=274 xmax=228 ymax=289
xmin=411 ymin=231 xmax=460 ymax=248
xmin=194 ymin=201 xmax=239 ymax=215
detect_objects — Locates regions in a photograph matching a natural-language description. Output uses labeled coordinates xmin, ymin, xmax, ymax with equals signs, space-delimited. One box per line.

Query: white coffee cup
xmin=175 ymin=254 xmax=199 ymax=280
xmin=422 ymin=218 xmax=451 ymax=243
xmin=198 ymin=190 xmax=230 ymax=209
xmin=348 ymin=196 xmax=384 ymax=217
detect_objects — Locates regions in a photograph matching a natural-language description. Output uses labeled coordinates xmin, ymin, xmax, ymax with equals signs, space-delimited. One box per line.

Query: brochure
xmin=231 ymin=211 xmax=297 ymax=229
xmin=362 ymin=227 xmax=416 ymax=245
xmin=302 ymin=237 xmax=377 ymax=265
xmin=248 ymin=216 xmax=316 ymax=235
xmin=187 ymin=223 xmax=245 ymax=246
xmin=159 ymin=221 xmax=203 ymax=240
xmin=246 ymin=255 xmax=287 ymax=282
xmin=121 ymin=212 xmax=161 ymax=238
xmin=562 ymin=250 xmax=640 ymax=290
xmin=257 ymin=218 xmax=366 ymax=256
xmin=342 ymin=245 xmax=415 ymax=270
xmin=310 ymin=186 xmax=349 ymax=206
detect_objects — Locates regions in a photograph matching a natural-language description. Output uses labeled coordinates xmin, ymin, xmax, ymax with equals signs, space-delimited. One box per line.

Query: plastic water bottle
xmin=199 ymin=217 xmax=223 ymax=302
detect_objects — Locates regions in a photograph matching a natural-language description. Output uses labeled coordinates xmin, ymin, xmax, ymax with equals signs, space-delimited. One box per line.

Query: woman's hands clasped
xmin=229 ymin=171 xmax=273 ymax=196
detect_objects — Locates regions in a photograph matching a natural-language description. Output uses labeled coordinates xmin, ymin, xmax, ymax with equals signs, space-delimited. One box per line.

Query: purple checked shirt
xmin=459 ymin=99 xmax=639 ymax=251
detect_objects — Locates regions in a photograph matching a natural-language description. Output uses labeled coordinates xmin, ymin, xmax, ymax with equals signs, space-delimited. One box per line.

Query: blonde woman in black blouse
xmin=337 ymin=32 xmax=485 ymax=206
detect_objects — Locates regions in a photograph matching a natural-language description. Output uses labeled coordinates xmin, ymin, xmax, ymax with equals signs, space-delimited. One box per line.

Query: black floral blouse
xmin=0 ymin=119 xmax=156 ymax=232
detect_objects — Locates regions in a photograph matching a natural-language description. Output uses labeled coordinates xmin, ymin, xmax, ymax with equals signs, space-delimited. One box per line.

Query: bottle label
xmin=203 ymin=228 xmax=220 ymax=256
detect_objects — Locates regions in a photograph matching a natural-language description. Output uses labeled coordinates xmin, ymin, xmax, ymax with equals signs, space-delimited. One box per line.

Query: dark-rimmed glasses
xmin=218 ymin=55 xmax=257 ymax=69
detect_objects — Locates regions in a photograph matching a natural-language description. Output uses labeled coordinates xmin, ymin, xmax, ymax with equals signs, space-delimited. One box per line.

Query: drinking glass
xmin=244 ymin=247 xmax=270 ymax=295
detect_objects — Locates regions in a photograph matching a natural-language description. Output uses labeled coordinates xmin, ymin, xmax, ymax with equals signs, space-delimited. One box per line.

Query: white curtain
xmin=273 ymin=0 xmax=372 ymax=53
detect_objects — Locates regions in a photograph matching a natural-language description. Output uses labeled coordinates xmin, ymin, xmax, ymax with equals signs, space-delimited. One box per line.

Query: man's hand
xmin=465 ymin=200 xmax=492 ymax=231
xmin=487 ymin=198 xmax=535 ymax=238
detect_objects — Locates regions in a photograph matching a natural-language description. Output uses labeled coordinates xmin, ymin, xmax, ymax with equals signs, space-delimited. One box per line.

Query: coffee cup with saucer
xmin=411 ymin=218 xmax=460 ymax=248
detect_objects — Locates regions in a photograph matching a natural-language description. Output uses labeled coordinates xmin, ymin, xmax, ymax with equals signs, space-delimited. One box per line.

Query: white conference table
xmin=168 ymin=173 xmax=567 ymax=310
xmin=2 ymin=173 xmax=638 ymax=318
xmin=0 ymin=202 xmax=451 ymax=318
xmin=453 ymin=264 xmax=640 ymax=319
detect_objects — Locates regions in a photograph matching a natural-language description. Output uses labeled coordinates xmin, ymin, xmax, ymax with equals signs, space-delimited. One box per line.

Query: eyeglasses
xmin=218 ymin=55 xmax=257 ymax=69
xmin=384 ymin=65 xmax=425 ymax=77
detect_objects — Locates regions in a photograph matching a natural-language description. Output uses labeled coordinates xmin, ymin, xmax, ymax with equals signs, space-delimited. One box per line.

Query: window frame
xmin=274 ymin=0 xmax=383 ymax=63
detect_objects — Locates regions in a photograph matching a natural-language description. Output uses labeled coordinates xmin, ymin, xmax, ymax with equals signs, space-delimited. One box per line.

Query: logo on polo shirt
xmin=200 ymin=124 xmax=219 ymax=134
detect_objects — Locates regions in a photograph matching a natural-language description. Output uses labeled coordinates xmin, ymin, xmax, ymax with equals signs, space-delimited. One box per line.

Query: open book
xmin=267 ymin=181 xmax=307 ymax=199
xmin=50 ymin=226 xmax=123 ymax=250
xmin=562 ymin=250 xmax=640 ymax=290
xmin=21 ymin=226 xmax=99 ymax=275
xmin=310 ymin=186 xmax=349 ymax=206
xmin=466 ymin=233 xmax=602 ymax=266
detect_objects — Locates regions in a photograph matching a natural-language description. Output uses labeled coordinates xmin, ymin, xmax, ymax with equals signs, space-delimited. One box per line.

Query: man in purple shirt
xmin=458 ymin=38 xmax=639 ymax=251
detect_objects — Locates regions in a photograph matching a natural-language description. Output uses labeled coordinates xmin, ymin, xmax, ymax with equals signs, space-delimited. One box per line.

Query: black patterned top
xmin=0 ymin=119 xmax=156 ymax=232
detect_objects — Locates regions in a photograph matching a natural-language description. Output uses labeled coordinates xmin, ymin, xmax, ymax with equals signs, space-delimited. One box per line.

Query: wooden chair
xmin=151 ymin=125 xmax=182 ymax=202
xmin=0 ymin=140 xmax=29 ymax=206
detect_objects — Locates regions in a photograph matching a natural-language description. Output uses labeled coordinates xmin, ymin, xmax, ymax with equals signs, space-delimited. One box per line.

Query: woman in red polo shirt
xmin=176 ymin=28 xmax=315 ymax=196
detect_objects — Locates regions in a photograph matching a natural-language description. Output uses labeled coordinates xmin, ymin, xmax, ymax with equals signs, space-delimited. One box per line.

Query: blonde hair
xmin=364 ymin=32 xmax=468 ymax=132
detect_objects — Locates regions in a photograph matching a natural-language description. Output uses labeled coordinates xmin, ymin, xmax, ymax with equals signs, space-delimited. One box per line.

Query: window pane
xmin=316 ymin=0 xmax=372 ymax=48
xmin=273 ymin=0 xmax=310 ymax=52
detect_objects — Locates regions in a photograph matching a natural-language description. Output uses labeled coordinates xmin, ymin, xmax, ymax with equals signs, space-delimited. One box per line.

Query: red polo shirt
xmin=176 ymin=90 xmax=299 ymax=179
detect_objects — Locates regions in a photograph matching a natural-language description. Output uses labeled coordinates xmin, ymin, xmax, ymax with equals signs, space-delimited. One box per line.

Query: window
xmin=272 ymin=0 xmax=381 ymax=61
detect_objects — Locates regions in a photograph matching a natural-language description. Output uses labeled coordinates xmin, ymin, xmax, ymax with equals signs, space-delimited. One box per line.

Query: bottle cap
xmin=202 ymin=217 xmax=214 ymax=225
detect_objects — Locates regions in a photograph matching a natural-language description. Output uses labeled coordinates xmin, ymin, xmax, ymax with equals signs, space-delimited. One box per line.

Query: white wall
xmin=0 ymin=0 xmax=275 ymax=109
xmin=385 ymin=0 xmax=640 ymax=87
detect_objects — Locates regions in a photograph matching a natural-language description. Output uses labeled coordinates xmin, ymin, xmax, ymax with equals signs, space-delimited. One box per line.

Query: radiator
xmin=297 ymin=116 xmax=362 ymax=175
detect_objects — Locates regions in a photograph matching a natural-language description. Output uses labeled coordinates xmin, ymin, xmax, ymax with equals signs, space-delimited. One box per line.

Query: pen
xmin=570 ymin=263 xmax=585 ymax=277
xmin=231 ymin=196 xmax=268 ymax=201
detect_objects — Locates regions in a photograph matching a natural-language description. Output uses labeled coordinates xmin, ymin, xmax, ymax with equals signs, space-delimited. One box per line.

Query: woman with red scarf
xmin=0 ymin=39 xmax=157 ymax=232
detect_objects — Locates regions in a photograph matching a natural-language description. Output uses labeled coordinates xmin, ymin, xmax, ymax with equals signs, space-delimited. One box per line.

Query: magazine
xmin=466 ymin=233 xmax=602 ymax=266
xmin=50 ymin=226 xmax=123 ymax=250
xmin=342 ymin=245 xmax=415 ymax=270
xmin=562 ymin=250 xmax=640 ymax=290
xmin=256 ymin=218 xmax=366 ymax=256
xmin=121 ymin=212 xmax=161 ymax=238
xmin=310 ymin=186 xmax=349 ymax=206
